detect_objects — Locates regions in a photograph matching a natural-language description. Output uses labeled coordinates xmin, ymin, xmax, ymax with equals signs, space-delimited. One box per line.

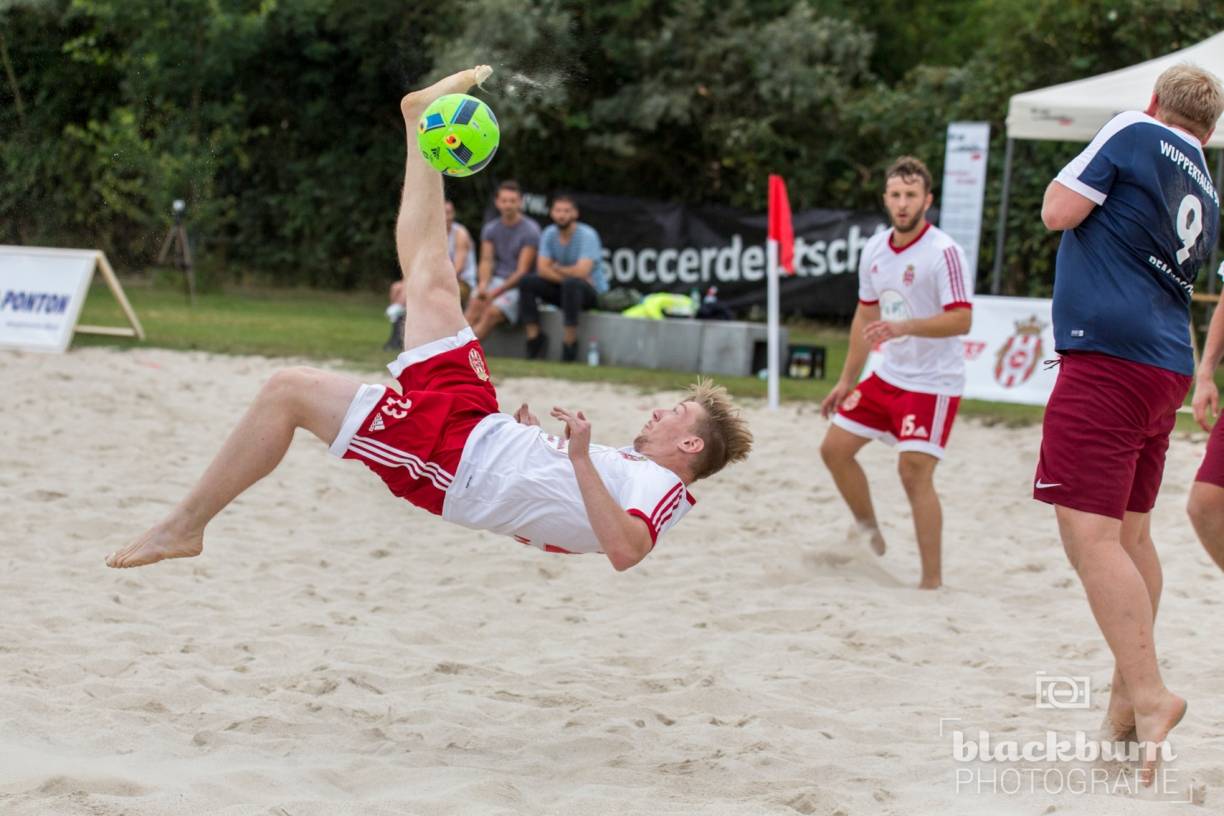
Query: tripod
xmin=158 ymin=200 xmax=196 ymax=305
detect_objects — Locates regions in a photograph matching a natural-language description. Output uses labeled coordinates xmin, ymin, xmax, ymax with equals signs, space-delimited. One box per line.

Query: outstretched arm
xmin=551 ymin=407 xmax=653 ymax=571
xmin=1194 ymin=296 xmax=1224 ymax=430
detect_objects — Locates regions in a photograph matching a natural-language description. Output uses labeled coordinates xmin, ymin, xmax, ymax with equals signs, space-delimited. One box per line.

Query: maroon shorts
xmin=328 ymin=327 xmax=498 ymax=515
xmin=1034 ymin=351 xmax=1190 ymax=519
xmin=1195 ymin=414 xmax=1224 ymax=488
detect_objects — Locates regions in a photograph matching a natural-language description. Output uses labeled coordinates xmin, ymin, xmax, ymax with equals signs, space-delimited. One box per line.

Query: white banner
xmin=864 ymin=295 xmax=1057 ymax=406
xmin=939 ymin=122 xmax=991 ymax=278
xmin=0 ymin=248 xmax=97 ymax=353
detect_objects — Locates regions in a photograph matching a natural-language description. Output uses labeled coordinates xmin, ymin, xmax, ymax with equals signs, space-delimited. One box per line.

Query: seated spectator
xmin=520 ymin=194 xmax=609 ymax=361
xmin=465 ymin=180 xmax=541 ymax=339
xmin=384 ymin=198 xmax=475 ymax=350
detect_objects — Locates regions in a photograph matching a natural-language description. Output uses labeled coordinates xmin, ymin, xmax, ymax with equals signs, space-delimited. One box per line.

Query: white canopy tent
xmin=989 ymin=32 xmax=1224 ymax=292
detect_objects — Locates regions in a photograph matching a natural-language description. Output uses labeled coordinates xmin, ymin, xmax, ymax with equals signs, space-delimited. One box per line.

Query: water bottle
xmin=689 ymin=287 xmax=701 ymax=312
xmin=587 ymin=338 xmax=600 ymax=367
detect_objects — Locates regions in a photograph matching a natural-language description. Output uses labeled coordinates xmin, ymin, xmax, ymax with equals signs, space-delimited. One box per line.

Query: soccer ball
xmin=416 ymin=94 xmax=500 ymax=177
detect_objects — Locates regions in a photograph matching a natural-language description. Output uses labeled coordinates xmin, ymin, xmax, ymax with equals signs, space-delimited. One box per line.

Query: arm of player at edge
xmin=1193 ymin=293 xmax=1224 ymax=430
xmin=821 ymin=302 xmax=879 ymax=418
xmin=551 ymin=406 xmax=654 ymax=572
xmin=1041 ymin=180 xmax=1097 ymax=232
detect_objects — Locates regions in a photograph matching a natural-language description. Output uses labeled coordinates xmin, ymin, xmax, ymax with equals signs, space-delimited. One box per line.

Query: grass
xmin=73 ymin=278 xmax=1207 ymax=432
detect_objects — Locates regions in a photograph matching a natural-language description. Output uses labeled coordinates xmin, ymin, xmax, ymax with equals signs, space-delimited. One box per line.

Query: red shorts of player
xmin=328 ymin=327 xmax=498 ymax=515
xmin=1194 ymin=411 xmax=1224 ymax=488
xmin=1034 ymin=351 xmax=1190 ymax=519
xmin=833 ymin=373 xmax=961 ymax=459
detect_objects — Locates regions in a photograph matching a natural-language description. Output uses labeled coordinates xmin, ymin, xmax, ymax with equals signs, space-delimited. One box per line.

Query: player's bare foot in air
xmin=106 ymin=519 xmax=204 ymax=568
xmin=401 ymin=65 xmax=493 ymax=120
xmin=1135 ymin=691 xmax=1187 ymax=786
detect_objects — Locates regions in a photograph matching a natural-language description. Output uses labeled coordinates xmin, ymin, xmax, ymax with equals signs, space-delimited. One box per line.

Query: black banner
xmin=500 ymin=191 xmax=889 ymax=320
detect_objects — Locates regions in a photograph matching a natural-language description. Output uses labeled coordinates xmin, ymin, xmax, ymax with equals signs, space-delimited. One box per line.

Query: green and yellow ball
xmin=416 ymin=93 xmax=500 ymax=177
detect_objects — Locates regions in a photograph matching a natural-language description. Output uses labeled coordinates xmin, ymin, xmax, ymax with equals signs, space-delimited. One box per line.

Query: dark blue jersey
xmin=1051 ymin=111 xmax=1219 ymax=375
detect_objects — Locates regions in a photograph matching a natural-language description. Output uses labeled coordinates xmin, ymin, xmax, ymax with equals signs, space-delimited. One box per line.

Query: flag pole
xmin=767 ymin=239 xmax=780 ymax=410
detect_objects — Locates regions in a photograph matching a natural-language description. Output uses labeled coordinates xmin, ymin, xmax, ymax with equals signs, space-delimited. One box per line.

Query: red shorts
xmin=329 ymin=327 xmax=498 ymax=515
xmin=833 ymin=373 xmax=960 ymax=459
xmin=1034 ymin=351 xmax=1190 ymax=519
xmin=1194 ymin=413 xmax=1224 ymax=488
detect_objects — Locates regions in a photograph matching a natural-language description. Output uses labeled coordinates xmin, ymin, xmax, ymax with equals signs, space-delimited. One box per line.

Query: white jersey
xmin=858 ymin=223 xmax=973 ymax=396
xmin=443 ymin=413 xmax=695 ymax=555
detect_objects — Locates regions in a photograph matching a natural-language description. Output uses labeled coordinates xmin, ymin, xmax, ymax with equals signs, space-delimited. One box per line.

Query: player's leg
xmin=897 ymin=451 xmax=941 ymax=589
xmin=819 ymin=424 xmax=886 ymax=554
xmin=1103 ymin=511 xmax=1162 ymax=740
xmin=106 ymin=368 xmax=361 ymax=568
xmin=396 ymin=66 xmax=491 ymax=350
xmin=1187 ymin=481 xmax=1224 ymax=570
xmin=1056 ymin=505 xmax=1186 ymax=782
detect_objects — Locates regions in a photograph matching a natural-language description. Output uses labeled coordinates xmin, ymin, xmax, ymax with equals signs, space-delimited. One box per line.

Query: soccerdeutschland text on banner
xmin=496 ymin=192 xmax=889 ymax=319
xmin=863 ymin=296 xmax=1058 ymax=406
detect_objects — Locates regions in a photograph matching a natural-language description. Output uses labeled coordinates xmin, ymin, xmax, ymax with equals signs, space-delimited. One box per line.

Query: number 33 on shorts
xmin=382 ymin=396 xmax=413 ymax=419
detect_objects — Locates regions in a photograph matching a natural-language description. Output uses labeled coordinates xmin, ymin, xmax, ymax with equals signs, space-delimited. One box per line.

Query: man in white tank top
xmin=105 ymin=66 xmax=752 ymax=573
xmin=818 ymin=156 xmax=973 ymax=590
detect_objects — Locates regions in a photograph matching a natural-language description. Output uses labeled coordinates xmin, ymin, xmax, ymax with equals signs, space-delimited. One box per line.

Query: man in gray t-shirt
xmin=465 ymin=180 xmax=541 ymax=338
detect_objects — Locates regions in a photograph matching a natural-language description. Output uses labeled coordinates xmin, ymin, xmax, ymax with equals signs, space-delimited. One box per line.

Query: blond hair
xmin=685 ymin=378 xmax=752 ymax=481
xmin=1153 ymin=63 xmax=1224 ymax=140
xmin=885 ymin=155 xmax=933 ymax=194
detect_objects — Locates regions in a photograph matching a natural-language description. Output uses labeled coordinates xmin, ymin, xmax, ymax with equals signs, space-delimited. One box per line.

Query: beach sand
xmin=1 ymin=347 xmax=1221 ymax=815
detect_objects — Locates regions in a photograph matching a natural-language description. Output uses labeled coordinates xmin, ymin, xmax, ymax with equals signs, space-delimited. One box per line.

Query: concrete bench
xmin=480 ymin=307 xmax=788 ymax=378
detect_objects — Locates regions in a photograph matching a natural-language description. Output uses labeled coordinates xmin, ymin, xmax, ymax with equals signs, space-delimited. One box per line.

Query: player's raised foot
xmin=1135 ymin=691 xmax=1187 ymax=787
xmin=401 ymin=65 xmax=493 ymax=120
xmin=847 ymin=520 xmax=886 ymax=556
xmin=106 ymin=520 xmax=204 ymax=569
xmin=1102 ymin=670 xmax=1138 ymax=743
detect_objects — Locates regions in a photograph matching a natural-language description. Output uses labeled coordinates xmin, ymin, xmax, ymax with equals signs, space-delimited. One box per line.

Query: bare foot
xmin=918 ymin=578 xmax=942 ymax=590
xmin=1103 ymin=669 xmax=1137 ymax=743
xmin=848 ymin=520 xmax=886 ymax=556
xmin=400 ymin=65 xmax=493 ymax=120
xmin=106 ymin=522 xmax=204 ymax=568
xmin=1135 ymin=691 xmax=1187 ymax=787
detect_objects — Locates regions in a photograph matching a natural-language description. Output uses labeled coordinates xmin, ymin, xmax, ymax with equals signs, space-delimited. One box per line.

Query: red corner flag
xmin=767 ymin=174 xmax=794 ymax=275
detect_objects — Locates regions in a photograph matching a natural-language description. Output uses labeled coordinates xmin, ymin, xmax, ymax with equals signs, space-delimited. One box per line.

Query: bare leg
xmin=1187 ymin=480 xmax=1224 ymax=571
xmin=106 ymin=368 xmax=361 ymax=568
xmin=1104 ymin=512 xmax=1162 ymax=740
xmin=1055 ymin=505 xmax=1186 ymax=783
xmin=396 ymin=66 xmax=491 ymax=351
xmin=898 ymin=451 xmax=941 ymax=589
xmin=819 ymin=425 xmax=886 ymax=556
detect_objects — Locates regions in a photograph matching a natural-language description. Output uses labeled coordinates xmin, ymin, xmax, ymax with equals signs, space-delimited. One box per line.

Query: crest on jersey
xmin=469 ymin=348 xmax=490 ymax=381
xmin=994 ymin=315 xmax=1046 ymax=388
xmin=619 ymin=450 xmax=646 ymax=462
xmin=870 ymin=263 xmax=879 ymax=275
xmin=841 ymin=388 xmax=862 ymax=412
xmin=903 ymin=265 xmax=915 ymax=286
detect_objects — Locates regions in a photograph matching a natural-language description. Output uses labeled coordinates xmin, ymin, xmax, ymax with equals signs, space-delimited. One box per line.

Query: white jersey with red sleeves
xmin=442 ymin=413 xmax=694 ymax=554
xmin=858 ymin=222 xmax=973 ymax=396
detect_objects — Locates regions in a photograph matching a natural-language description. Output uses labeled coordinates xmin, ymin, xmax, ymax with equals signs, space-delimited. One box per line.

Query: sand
xmin=1 ymin=346 xmax=1221 ymax=815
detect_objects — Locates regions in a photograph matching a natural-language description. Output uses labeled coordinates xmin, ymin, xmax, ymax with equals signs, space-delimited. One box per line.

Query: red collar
xmin=888 ymin=221 xmax=932 ymax=254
